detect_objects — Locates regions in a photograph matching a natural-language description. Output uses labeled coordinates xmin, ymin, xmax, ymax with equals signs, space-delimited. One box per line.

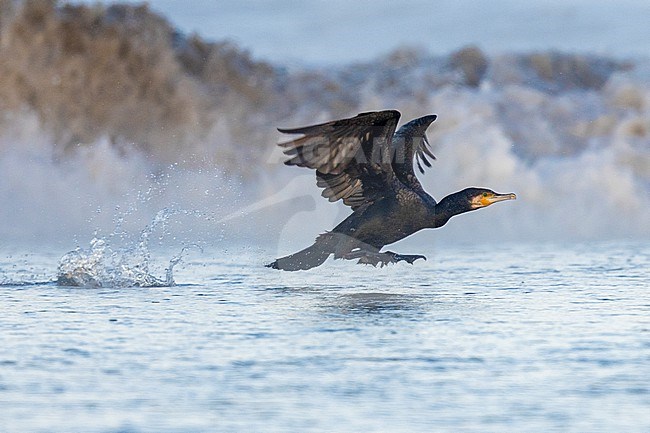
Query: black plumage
xmin=268 ymin=110 xmax=516 ymax=271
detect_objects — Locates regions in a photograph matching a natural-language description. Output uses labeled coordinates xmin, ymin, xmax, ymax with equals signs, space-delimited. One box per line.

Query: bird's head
xmin=463 ymin=187 xmax=517 ymax=210
xmin=434 ymin=187 xmax=517 ymax=228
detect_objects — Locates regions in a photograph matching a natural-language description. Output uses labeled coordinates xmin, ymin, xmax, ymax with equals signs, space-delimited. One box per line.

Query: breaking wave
xmin=0 ymin=1 xmax=648 ymax=249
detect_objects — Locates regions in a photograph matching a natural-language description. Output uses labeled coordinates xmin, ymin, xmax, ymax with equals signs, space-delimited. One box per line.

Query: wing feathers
xmin=277 ymin=110 xmax=401 ymax=208
xmin=392 ymin=114 xmax=438 ymax=191
xmin=421 ymin=137 xmax=436 ymax=160
xmin=277 ymin=110 xmax=436 ymax=209
xmin=317 ymin=172 xmax=364 ymax=206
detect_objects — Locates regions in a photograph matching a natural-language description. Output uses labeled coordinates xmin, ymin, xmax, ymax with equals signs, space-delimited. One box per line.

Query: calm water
xmin=1 ymin=242 xmax=649 ymax=432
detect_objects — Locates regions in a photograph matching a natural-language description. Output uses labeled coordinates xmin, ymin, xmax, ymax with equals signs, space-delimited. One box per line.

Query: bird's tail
xmin=266 ymin=234 xmax=334 ymax=271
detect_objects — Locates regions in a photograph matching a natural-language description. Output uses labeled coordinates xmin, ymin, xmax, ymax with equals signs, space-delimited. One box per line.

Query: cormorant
xmin=267 ymin=110 xmax=516 ymax=271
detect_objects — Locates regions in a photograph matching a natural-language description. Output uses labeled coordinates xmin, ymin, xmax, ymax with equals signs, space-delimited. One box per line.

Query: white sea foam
xmin=0 ymin=3 xmax=648 ymax=251
xmin=1 ymin=68 xmax=648 ymax=251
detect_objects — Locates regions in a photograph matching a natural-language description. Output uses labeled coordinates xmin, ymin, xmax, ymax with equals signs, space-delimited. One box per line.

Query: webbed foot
xmin=343 ymin=250 xmax=426 ymax=267
xmin=391 ymin=253 xmax=426 ymax=264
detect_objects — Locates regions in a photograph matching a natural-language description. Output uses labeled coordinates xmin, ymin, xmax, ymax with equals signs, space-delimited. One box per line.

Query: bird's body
xmin=334 ymin=193 xmax=428 ymax=247
xmin=268 ymin=110 xmax=515 ymax=271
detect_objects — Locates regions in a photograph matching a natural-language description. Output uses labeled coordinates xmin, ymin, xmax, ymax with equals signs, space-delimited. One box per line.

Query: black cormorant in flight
xmin=267 ymin=110 xmax=516 ymax=271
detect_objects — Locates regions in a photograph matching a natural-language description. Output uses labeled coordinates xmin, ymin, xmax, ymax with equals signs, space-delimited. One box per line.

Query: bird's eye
xmin=482 ymin=193 xmax=488 ymax=197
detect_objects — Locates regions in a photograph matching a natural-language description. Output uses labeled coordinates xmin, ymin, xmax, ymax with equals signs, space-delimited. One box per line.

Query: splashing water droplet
xmin=56 ymin=208 xmax=202 ymax=288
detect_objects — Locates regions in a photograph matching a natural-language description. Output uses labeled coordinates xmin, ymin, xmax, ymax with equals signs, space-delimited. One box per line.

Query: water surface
xmin=1 ymin=242 xmax=648 ymax=432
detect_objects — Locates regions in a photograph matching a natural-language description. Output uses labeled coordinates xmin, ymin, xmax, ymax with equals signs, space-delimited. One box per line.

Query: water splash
xmin=56 ymin=209 xmax=201 ymax=288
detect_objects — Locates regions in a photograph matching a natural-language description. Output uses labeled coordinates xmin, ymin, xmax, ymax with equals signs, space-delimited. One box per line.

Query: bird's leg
xmin=343 ymin=249 xmax=426 ymax=267
xmin=342 ymin=248 xmax=389 ymax=267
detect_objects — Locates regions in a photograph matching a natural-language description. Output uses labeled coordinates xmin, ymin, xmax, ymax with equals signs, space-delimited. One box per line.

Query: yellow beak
xmin=481 ymin=192 xmax=517 ymax=206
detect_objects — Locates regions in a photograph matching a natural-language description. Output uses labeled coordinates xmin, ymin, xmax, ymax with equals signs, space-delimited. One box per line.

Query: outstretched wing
xmin=278 ymin=110 xmax=401 ymax=210
xmin=390 ymin=114 xmax=437 ymax=196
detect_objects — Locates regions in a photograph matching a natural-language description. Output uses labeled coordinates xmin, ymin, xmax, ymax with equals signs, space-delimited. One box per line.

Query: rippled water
xmin=1 ymin=242 xmax=649 ymax=432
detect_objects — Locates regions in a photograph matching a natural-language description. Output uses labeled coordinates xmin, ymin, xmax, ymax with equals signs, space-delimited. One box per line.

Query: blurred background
xmin=0 ymin=0 xmax=648 ymax=250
